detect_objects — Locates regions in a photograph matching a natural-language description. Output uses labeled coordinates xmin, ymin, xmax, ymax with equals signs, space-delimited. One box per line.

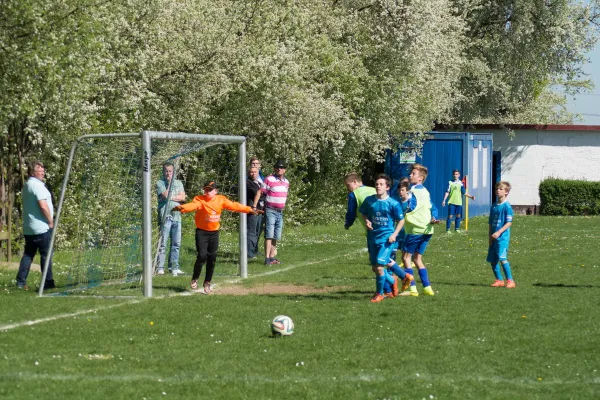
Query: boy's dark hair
xmin=398 ymin=181 xmax=410 ymax=191
xmin=375 ymin=173 xmax=391 ymax=187
xmin=411 ymin=163 xmax=428 ymax=182
xmin=452 ymin=169 xmax=459 ymax=174
xmin=27 ymin=160 xmax=44 ymax=177
xmin=399 ymin=177 xmax=409 ymax=184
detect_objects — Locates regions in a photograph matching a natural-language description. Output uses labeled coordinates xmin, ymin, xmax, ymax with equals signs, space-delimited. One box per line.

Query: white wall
xmin=472 ymin=128 xmax=600 ymax=206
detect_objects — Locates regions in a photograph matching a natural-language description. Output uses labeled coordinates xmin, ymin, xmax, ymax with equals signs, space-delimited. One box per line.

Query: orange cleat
xmin=370 ymin=293 xmax=386 ymax=303
xmin=401 ymin=273 xmax=414 ymax=292
xmin=490 ymin=280 xmax=505 ymax=287
xmin=505 ymin=280 xmax=516 ymax=289
xmin=392 ymin=275 xmax=399 ymax=297
xmin=384 ymin=292 xmax=395 ymax=298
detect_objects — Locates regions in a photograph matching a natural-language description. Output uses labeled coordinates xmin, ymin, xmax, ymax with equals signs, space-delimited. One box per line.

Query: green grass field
xmin=1 ymin=216 xmax=599 ymax=399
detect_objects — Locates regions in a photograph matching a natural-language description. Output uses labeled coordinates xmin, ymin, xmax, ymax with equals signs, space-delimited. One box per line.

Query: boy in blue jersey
xmin=394 ymin=181 xmax=420 ymax=297
xmin=488 ymin=181 xmax=516 ymax=288
xmin=441 ymin=170 xmax=475 ymax=233
xmin=360 ymin=174 xmax=414 ymax=303
xmin=402 ymin=164 xmax=440 ymax=296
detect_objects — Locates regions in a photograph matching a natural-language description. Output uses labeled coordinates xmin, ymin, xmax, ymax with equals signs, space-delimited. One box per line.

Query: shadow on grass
xmin=260 ymin=290 xmax=373 ymax=302
xmin=532 ymin=282 xmax=599 ymax=289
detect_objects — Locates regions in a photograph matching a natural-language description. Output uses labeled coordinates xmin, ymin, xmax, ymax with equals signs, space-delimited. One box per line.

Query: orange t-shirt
xmin=177 ymin=195 xmax=253 ymax=231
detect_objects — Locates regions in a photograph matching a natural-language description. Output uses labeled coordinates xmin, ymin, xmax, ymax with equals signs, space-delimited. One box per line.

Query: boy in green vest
xmin=402 ymin=164 xmax=440 ymax=296
xmin=441 ymin=169 xmax=475 ymax=233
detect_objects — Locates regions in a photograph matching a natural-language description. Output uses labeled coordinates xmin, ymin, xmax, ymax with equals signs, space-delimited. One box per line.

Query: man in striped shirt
xmin=253 ymin=159 xmax=289 ymax=265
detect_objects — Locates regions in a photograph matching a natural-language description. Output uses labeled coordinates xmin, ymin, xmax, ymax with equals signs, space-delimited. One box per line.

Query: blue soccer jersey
xmin=489 ymin=200 xmax=513 ymax=244
xmin=359 ymin=195 xmax=404 ymax=244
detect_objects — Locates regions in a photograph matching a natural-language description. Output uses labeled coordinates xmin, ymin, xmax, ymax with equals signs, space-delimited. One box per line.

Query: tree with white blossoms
xmin=0 ymin=0 xmax=598 ymax=239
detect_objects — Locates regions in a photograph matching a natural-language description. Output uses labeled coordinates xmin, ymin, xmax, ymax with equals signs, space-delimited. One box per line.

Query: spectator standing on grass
xmin=246 ymin=166 xmax=265 ymax=259
xmin=441 ymin=169 xmax=475 ymax=233
xmin=488 ymin=181 xmax=516 ymax=288
xmin=254 ymin=159 xmax=289 ymax=266
xmin=249 ymin=157 xmax=265 ymax=184
xmin=156 ymin=162 xmax=186 ymax=276
xmin=16 ymin=161 xmax=56 ymax=290
xmin=174 ymin=181 xmax=260 ymax=294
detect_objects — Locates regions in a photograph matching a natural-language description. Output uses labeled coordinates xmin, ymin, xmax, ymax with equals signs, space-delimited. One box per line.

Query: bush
xmin=539 ymin=178 xmax=600 ymax=216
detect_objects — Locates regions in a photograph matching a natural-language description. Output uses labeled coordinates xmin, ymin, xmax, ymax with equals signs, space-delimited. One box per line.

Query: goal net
xmin=40 ymin=131 xmax=248 ymax=297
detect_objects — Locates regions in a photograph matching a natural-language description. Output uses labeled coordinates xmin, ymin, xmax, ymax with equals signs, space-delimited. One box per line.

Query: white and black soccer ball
xmin=271 ymin=315 xmax=294 ymax=336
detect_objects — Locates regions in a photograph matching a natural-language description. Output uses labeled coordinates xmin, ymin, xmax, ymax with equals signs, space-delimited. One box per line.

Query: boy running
xmin=402 ymin=164 xmax=439 ymax=296
xmin=488 ymin=181 xmax=515 ymax=288
xmin=174 ymin=181 xmax=260 ymax=294
xmin=360 ymin=174 xmax=413 ymax=303
xmin=441 ymin=169 xmax=475 ymax=233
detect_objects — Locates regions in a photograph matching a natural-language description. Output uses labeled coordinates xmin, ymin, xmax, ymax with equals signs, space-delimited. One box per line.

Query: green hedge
xmin=539 ymin=178 xmax=600 ymax=216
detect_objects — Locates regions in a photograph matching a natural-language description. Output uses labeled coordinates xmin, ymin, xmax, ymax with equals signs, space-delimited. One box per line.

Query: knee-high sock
xmin=404 ymin=267 xmax=417 ymax=287
xmin=388 ymin=262 xmax=406 ymax=279
xmin=501 ymin=261 xmax=513 ymax=280
xmin=418 ymin=268 xmax=430 ymax=287
xmin=455 ymin=217 xmax=461 ymax=230
xmin=492 ymin=263 xmax=503 ymax=280
xmin=446 ymin=218 xmax=452 ymax=231
xmin=385 ymin=268 xmax=395 ymax=284
xmin=376 ymin=274 xmax=386 ymax=295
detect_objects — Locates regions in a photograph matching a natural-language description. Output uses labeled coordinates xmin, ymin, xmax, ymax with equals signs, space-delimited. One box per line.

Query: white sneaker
xmin=171 ymin=269 xmax=185 ymax=276
xmin=157 ymin=269 xmax=165 ymax=275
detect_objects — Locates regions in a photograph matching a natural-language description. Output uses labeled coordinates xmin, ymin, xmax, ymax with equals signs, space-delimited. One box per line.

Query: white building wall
xmin=472 ymin=128 xmax=600 ymax=206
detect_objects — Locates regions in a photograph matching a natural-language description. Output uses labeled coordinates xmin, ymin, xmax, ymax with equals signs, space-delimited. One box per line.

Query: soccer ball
xmin=271 ymin=315 xmax=294 ymax=336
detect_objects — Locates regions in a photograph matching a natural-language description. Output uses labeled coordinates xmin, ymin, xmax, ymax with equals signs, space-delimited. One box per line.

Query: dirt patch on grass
xmin=214 ymin=283 xmax=342 ymax=296
xmin=0 ymin=261 xmax=40 ymax=271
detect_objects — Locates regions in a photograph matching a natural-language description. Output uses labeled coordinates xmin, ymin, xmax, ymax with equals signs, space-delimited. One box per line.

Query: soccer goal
xmin=39 ymin=131 xmax=249 ymax=297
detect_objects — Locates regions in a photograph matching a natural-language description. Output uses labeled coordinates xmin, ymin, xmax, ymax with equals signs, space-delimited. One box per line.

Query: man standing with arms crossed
xmin=16 ymin=161 xmax=56 ymax=290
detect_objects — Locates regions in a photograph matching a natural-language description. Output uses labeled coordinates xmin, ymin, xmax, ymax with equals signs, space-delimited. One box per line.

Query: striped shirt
xmin=262 ymin=174 xmax=290 ymax=210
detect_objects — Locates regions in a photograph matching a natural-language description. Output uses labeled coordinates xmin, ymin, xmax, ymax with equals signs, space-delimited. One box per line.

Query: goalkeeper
xmin=174 ymin=181 xmax=260 ymax=294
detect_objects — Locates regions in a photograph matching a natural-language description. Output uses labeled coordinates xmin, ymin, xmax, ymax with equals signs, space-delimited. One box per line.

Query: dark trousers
xmin=247 ymin=213 xmax=263 ymax=257
xmin=17 ymin=230 xmax=55 ymax=287
xmin=193 ymin=229 xmax=219 ymax=283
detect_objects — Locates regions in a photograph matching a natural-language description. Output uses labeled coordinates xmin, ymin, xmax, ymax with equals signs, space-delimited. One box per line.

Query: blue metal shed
xmin=385 ymin=132 xmax=493 ymax=218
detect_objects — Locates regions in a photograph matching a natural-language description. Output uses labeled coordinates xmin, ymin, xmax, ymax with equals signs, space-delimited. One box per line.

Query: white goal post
xmin=39 ymin=131 xmax=249 ymax=298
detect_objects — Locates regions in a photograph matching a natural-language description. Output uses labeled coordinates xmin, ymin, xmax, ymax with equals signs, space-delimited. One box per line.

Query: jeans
xmin=265 ymin=207 xmax=284 ymax=240
xmin=247 ymin=213 xmax=263 ymax=257
xmin=157 ymin=216 xmax=181 ymax=271
xmin=17 ymin=230 xmax=54 ymax=287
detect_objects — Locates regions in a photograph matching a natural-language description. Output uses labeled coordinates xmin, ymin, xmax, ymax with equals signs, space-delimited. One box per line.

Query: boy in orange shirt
xmin=174 ymin=181 xmax=260 ymax=294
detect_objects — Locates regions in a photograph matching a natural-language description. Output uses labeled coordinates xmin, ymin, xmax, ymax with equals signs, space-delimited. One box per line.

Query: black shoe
xmin=44 ymin=281 xmax=56 ymax=289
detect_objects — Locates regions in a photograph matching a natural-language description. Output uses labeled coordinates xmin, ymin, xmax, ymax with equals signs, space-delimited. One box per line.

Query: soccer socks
xmin=387 ymin=262 xmax=407 ymax=279
xmin=404 ymin=267 xmax=417 ymax=287
xmin=383 ymin=269 xmax=393 ymax=293
xmin=455 ymin=217 xmax=461 ymax=230
xmin=446 ymin=218 xmax=452 ymax=231
xmin=376 ymin=274 xmax=386 ymax=295
xmin=501 ymin=261 xmax=513 ymax=281
xmin=418 ymin=268 xmax=430 ymax=288
xmin=491 ymin=263 xmax=503 ymax=280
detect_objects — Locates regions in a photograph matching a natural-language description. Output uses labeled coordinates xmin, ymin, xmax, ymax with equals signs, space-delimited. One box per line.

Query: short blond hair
xmin=411 ymin=163 xmax=428 ymax=182
xmin=344 ymin=172 xmax=362 ymax=184
xmin=496 ymin=181 xmax=511 ymax=193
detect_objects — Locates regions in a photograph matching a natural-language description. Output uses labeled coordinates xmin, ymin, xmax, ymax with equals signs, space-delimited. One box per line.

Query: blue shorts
xmin=448 ymin=204 xmax=463 ymax=216
xmin=402 ymin=234 xmax=432 ymax=255
xmin=368 ymin=241 xmax=397 ymax=266
xmin=487 ymin=240 xmax=509 ymax=265
xmin=265 ymin=207 xmax=284 ymax=241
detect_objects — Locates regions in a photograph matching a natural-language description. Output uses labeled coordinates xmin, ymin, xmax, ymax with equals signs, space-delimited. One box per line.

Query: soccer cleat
xmin=157 ymin=269 xmax=165 ymax=276
xmin=203 ymin=281 xmax=212 ymax=294
xmin=392 ymin=275 xmax=399 ymax=297
xmin=17 ymin=284 xmax=30 ymax=291
xmin=409 ymin=286 xmax=419 ymax=297
xmin=455 ymin=229 xmax=461 ymax=233
xmin=506 ymin=280 xmax=516 ymax=289
xmin=384 ymin=292 xmax=395 ymax=298
xmin=446 ymin=230 xmax=452 ymax=234
xmin=190 ymin=279 xmax=198 ymax=290
xmin=171 ymin=269 xmax=185 ymax=276
xmin=401 ymin=273 xmax=414 ymax=292
xmin=490 ymin=280 xmax=505 ymax=287
xmin=370 ymin=293 xmax=386 ymax=303
xmin=423 ymin=286 xmax=435 ymax=296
